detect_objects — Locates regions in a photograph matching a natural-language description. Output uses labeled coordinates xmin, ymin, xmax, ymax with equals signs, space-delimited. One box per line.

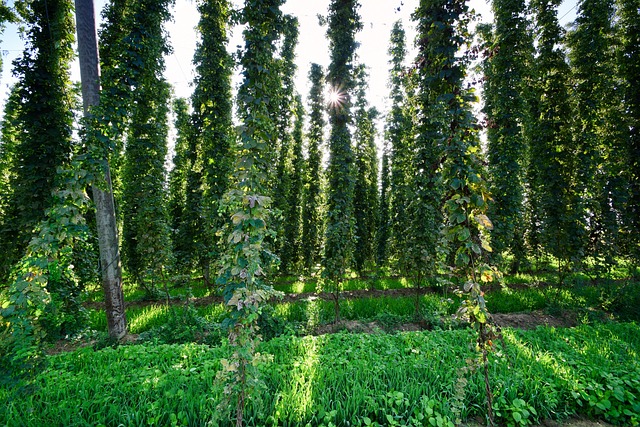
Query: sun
xmin=326 ymin=85 xmax=345 ymax=109
xmin=327 ymin=88 xmax=342 ymax=104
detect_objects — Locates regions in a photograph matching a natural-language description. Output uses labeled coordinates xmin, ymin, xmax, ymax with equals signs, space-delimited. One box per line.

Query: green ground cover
xmin=1 ymin=323 xmax=639 ymax=427
xmin=84 ymin=279 xmax=640 ymax=341
xmin=4 ymin=267 xmax=639 ymax=427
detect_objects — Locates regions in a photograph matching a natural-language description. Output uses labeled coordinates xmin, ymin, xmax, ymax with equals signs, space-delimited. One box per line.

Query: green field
xmin=3 ymin=274 xmax=640 ymax=426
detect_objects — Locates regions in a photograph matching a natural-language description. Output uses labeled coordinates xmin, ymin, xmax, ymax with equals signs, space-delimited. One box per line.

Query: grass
xmin=4 ymin=264 xmax=640 ymax=426
xmin=2 ymin=322 xmax=639 ymax=426
xmin=272 ymin=277 xmax=414 ymax=294
xmin=5 ymin=260 xmax=639 ymax=425
xmin=82 ymin=279 xmax=640 ymax=339
xmin=75 ymin=261 xmax=640 ymax=332
xmin=88 ymin=303 xmax=228 ymax=335
xmin=85 ymin=294 xmax=461 ymax=338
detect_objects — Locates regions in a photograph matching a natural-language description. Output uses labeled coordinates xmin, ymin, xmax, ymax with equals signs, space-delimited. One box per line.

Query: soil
xmin=539 ymin=420 xmax=615 ymax=427
xmin=491 ymin=310 xmax=578 ymax=329
xmin=309 ymin=309 xmax=577 ymax=336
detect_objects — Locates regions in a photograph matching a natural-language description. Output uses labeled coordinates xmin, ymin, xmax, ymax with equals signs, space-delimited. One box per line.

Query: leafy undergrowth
xmin=82 ymin=279 xmax=640 ymax=342
xmin=1 ymin=323 xmax=639 ymax=427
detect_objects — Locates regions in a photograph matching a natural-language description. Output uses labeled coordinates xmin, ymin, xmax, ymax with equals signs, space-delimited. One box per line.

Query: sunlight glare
xmin=326 ymin=86 xmax=345 ymax=109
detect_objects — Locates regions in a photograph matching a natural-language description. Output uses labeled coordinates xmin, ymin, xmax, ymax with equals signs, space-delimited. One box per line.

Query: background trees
xmin=3 ymin=0 xmax=640 ymax=364
xmin=0 ymin=0 xmax=76 ymax=281
xmin=617 ymin=0 xmax=640 ymax=269
xmin=566 ymin=0 xmax=621 ymax=272
xmin=526 ymin=0 xmax=585 ymax=273
xmin=187 ymin=0 xmax=235 ymax=285
xmin=301 ymin=63 xmax=326 ymax=273
xmin=323 ymin=0 xmax=362 ymax=318
xmin=352 ymin=66 xmax=379 ymax=276
xmin=282 ymin=94 xmax=305 ymax=273
xmin=167 ymin=97 xmax=192 ymax=271
xmin=386 ymin=20 xmax=413 ymax=273
xmin=480 ymin=0 xmax=533 ymax=272
xmin=118 ymin=0 xmax=174 ymax=291
xmin=273 ymin=16 xmax=302 ymax=274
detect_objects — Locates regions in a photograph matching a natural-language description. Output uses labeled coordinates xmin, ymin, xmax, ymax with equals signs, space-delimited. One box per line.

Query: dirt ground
xmin=491 ymin=310 xmax=578 ymax=329
xmin=312 ymin=309 xmax=579 ymax=335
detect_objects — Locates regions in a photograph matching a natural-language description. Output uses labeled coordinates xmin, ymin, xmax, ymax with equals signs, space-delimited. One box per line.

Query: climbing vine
xmin=0 ymin=0 xmax=76 ymax=282
xmin=281 ymin=94 xmax=305 ymax=274
xmin=301 ymin=63 xmax=326 ymax=273
xmin=526 ymin=0 xmax=585 ymax=275
xmin=480 ymin=0 xmax=533 ymax=272
xmin=167 ymin=98 xmax=192 ymax=271
xmin=377 ymin=139 xmax=391 ymax=269
xmin=0 ymin=86 xmax=20 ymax=223
xmin=323 ymin=0 xmax=362 ymax=320
xmin=386 ymin=20 xmax=413 ymax=274
xmin=119 ymin=0 xmax=174 ymax=292
xmin=567 ymin=0 xmax=621 ymax=275
xmin=415 ymin=0 xmax=500 ymax=423
xmin=190 ymin=0 xmax=235 ymax=284
xmin=1 ymin=158 xmax=93 ymax=378
xmin=215 ymin=0 xmax=284 ymax=425
xmin=352 ymin=65 xmax=379 ymax=276
xmin=272 ymin=16 xmax=300 ymax=274
xmin=617 ymin=0 xmax=640 ymax=270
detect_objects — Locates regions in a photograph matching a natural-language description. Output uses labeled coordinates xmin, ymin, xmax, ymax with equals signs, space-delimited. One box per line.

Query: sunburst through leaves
xmin=326 ymin=85 xmax=346 ymax=109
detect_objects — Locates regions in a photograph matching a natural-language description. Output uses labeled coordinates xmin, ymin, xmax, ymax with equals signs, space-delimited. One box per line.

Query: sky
xmin=0 ymin=0 xmax=578 ymax=130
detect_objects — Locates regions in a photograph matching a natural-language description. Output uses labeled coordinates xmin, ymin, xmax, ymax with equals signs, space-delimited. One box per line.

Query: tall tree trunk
xmin=75 ymin=0 xmax=127 ymax=339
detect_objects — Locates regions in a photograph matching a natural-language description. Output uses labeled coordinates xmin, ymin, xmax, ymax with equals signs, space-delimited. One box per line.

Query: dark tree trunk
xmin=75 ymin=0 xmax=127 ymax=339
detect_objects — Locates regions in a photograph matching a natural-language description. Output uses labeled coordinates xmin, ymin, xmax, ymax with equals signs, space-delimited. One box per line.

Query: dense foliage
xmin=0 ymin=0 xmax=76 ymax=281
xmin=3 ymin=0 xmax=640 ymax=423
xmin=480 ymin=0 xmax=532 ymax=271
xmin=617 ymin=0 xmax=640 ymax=265
xmin=273 ymin=16 xmax=303 ymax=274
xmin=527 ymin=0 xmax=585 ymax=273
xmin=215 ymin=0 xmax=284 ymax=424
xmin=566 ymin=0 xmax=622 ymax=274
xmin=185 ymin=0 xmax=235 ymax=284
xmin=118 ymin=0 xmax=174 ymax=291
xmin=1 ymin=0 xmax=637 ymax=302
xmin=352 ymin=66 xmax=379 ymax=276
xmin=167 ymin=97 xmax=192 ymax=270
xmin=385 ymin=20 xmax=413 ymax=273
xmin=2 ymin=322 xmax=640 ymax=426
xmin=301 ymin=63 xmax=326 ymax=273
xmin=323 ymin=0 xmax=362 ymax=309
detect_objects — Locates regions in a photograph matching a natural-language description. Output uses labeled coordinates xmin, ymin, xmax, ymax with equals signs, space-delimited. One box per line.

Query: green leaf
xmin=457 ymin=228 xmax=471 ymax=241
